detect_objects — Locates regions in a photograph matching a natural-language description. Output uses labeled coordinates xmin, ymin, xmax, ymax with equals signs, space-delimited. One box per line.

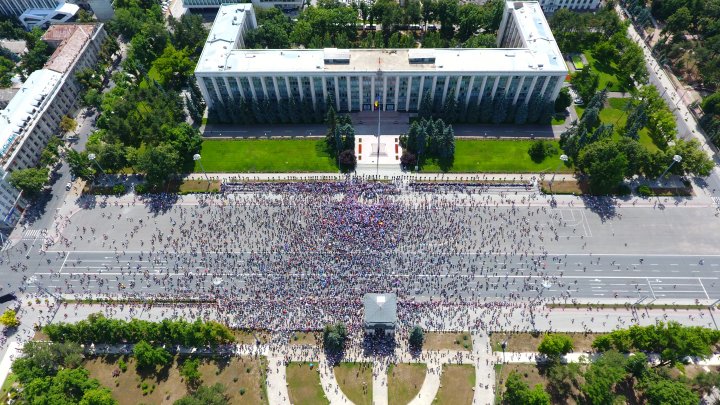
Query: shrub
xmin=118 ymin=358 xmax=127 ymax=373
xmin=112 ymin=184 xmax=126 ymax=195
xmin=528 ymin=140 xmax=558 ymax=163
xmin=0 ymin=309 xmax=20 ymax=328
xmin=637 ymin=185 xmax=652 ymax=197
xmin=615 ymin=184 xmax=631 ymax=195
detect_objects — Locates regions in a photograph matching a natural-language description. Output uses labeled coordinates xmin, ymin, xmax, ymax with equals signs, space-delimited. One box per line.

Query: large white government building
xmin=195 ymin=1 xmax=568 ymax=114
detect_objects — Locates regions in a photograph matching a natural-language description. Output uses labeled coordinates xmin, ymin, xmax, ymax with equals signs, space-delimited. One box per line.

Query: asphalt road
xmin=4 ymin=195 xmax=720 ymax=302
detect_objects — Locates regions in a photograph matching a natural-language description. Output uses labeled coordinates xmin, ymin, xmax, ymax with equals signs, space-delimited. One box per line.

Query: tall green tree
xmin=9 ymin=168 xmax=48 ymax=196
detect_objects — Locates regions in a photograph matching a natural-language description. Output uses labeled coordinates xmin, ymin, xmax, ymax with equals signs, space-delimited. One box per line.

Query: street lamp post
xmin=87 ymin=153 xmax=106 ymax=181
xmin=549 ymin=154 xmax=569 ymax=200
xmin=193 ymin=154 xmax=209 ymax=182
xmin=659 ymin=154 xmax=682 ymax=180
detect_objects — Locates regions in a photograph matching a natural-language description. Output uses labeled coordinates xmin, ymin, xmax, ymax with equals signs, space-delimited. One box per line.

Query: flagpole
xmin=376 ymin=100 xmax=380 ymax=178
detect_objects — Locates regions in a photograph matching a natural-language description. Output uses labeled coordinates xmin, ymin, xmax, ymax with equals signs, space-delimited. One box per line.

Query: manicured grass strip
xmin=388 ymin=363 xmax=427 ymax=405
xmin=571 ymin=54 xmax=584 ymax=69
xmin=196 ymin=139 xmax=337 ymax=173
xmin=1 ymin=373 xmax=17 ymax=398
xmin=434 ymin=364 xmax=475 ymax=405
xmin=424 ymin=332 xmax=472 ymax=351
xmin=422 ymin=140 xmax=573 ymax=173
xmin=286 ymin=362 xmax=329 ymax=405
xmin=334 ymin=362 xmax=373 ymax=405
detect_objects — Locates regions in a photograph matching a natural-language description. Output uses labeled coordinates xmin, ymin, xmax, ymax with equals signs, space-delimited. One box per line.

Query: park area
xmin=83 ymin=355 xmax=269 ymax=405
xmin=581 ymin=51 xmax=623 ymax=92
xmin=490 ymin=332 xmax=603 ymax=352
xmin=575 ymin=98 xmax=660 ymax=152
xmin=334 ymin=362 xmax=373 ymax=405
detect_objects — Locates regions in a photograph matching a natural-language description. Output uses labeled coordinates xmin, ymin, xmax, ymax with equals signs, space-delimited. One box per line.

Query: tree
xmin=338 ymin=149 xmax=356 ymax=173
xmin=625 ymin=352 xmax=648 ymax=378
xmin=463 ymin=33 xmax=496 ymax=48
xmin=514 ymin=102 xmax=528 ymax=125
xmin=174 ymin=383 xmax=228 ymax=405
xmin=151 ymin=44 xmax=194 ymax=88
xmin=492 ymin=91 xmax=507 ymax=124
xmin=60 ymin=116 xmax=78 ymax=133
xmin=579 ymin=143 xmax=628 ymax=194
xmin=66 ymin=150 xmax=96 ymax=180
xmin=9 ymin=168 xmax=48 ymax=196
xmin=663 ymin=7 xmax=692 ymax=36
xmin=131 ymin=143 xmax=180 ymax=187
xmin=554 ymin=87 xmax=572 ymax=113
xmin=12 ymin=341 xmax=84 ymax=384
xmin=0 ymin=309 xmax=20 ymax=328
xmin=169 ymin=13 xmax=208 ymax=57
xmin=582 ymin=350 xmax=627 ymax=405
xmin=419 ymin=90 xmax=433 ymax=118
xmin=322 ymin=323 xmax=348 ymax=354
xmin=180 ymin=358 xmax=202 ymax=387
xmin=644 ymin=378 xmax=698 ymax=405
xmin=79 ymin=388 xmax=117 ymax=405
xmin=409 ymin=326 xmax=424 ymax=349
xmin=132 ymin=340 xmax=171 ymax=370
xmin=503 ymin=371 xmax=551 ymax=405
xmin=528 ymin=141 xmax=557 ymax=163
xmin=537 ymin=334 xmax=573 ymax=362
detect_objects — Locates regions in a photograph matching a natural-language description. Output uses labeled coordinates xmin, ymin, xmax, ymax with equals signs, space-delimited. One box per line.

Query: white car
xmin=65 ymin=182 xmax=72 ymax=191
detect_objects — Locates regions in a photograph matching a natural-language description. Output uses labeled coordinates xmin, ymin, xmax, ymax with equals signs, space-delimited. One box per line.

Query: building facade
xmin=195 ymin=2 xmax=568 ymax=114
xmin=538 ymin=0 xmax=601 ymax=12
xmin=0 ymin=23 xmax=107 ymax=229
xmin=0 ymin=0 xmax=114 ymax=29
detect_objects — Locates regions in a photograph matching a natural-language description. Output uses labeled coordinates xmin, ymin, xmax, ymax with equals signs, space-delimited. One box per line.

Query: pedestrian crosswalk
xmin=713 ymin=197 xmax=720 ymax=206
xmin=22 ymin=229 xmax=45 ymax=240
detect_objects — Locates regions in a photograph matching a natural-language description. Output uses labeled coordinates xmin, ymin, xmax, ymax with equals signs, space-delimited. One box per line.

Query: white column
xmin=235 ymin=78 xmax=245 ymax=100
xmin=454 ymin=76 xmax=462 ymax=101
xmin=430 ymin=76 xmax=438 ymax=103
xmin=512 ymin=76 xmax=526 ymax=105
xmin=310 ymin=77 xmax=317 ymax=105
xmin=211 ymin=77 xmax=221 ymax=103
xmin=538 ymin=76 xmax=551 ymax=99
xmin=260 ymin=77 xmax=269 ymax=99
xmin=503 ymin=76 xmax=512 ymax=95
xmin=382 ymin=75 xmax=387 ymax=108
xmin=550 ymin=75 xmax=564 ymax=101
xmin=197 ymin=76 xmax=213 ymax=108
xmin=321 ymin=76 xmax=328 ymax=103
xmin=406 ymin=76 xmax=412 ymax=112
xmin=477 ymin=76 xmax=488 ymax=105
xmin=394 ymin=76 xmax=400 ymax=110
xmin=441 ymin=76 xmax=450 ymax=104
xmin=359 ymin=76 xmax=364 ymax=109
xmin=417 ymin=76 xmax=425 ymax=110
xmin=465 ymin=76 xmax=475 ymax=106
xmin=490 ymin=76 xmax=500 ymax=100
xmin=525 ymin=76 xmax=538 ymax=104
xmin=272 ymin=77 xmax=280 ymax=100
xmin=347 ymin=76 xmax=352 ymax=111
xmin=249 ymin=77 xmax=258 ymax=100
xmin=371 ymin=76 xmax=375 ymax=104
xmin=297 ymin=76 xmax=304 ymax=101
xmin=223 ymin=77 xmax=234 ymax=101
xmin=284 ymin=76 xmax=291 ymax=100
xmin=334 ymin=76 xmax=340 ymax=110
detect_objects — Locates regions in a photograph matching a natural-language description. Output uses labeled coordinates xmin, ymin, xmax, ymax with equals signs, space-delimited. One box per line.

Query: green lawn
xmin=286 ymin=362 xmax=328 ymax=405
xmin=575 ymin=98 xmax=660 ymax=152
xmin=571 ymin=54 xmax=584 ymax=70
xmin=334 ymin=363 xmax=373 ymax=405
xmin=582 ymin=51 xmax=623 ymax=91
xmin=196 ymin=139 xmax=337 ymax=173
xmin=422 ymin=139 xmax=573 ymax=173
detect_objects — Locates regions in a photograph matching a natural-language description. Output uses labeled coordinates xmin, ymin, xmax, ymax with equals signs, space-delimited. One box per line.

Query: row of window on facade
xmin=201 ymin=74 xmax=561 ymax=112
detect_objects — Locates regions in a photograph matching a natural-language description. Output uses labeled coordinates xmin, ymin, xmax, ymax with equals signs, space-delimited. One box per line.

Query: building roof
xmin=42 ymin=24 xmax=98 ymax=74
xmin=0 ymin=69 xmax=62 ymax=164
xmin=196 ymin=1 xmax=566 ymax=75
xmin=363 ymin=293 xmax=397 ymax=328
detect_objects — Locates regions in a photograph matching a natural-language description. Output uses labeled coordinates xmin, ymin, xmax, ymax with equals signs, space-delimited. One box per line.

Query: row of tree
xmin=208 ymin=95 xmax=327 ymax=126
xmin=504 ymin=325 xmax=720 ymax=405
xmin=400 ymin=118 xmax=455 ymax=170
xmin=43 ymin=313 xmax=235 ymax=346
xmin=419 ymin=90 xmax=557 ymax=126
xmin=324 ymin=103 xmax=357 ymax=172
xmin=245 ymin=0 xmax=504 ymax=50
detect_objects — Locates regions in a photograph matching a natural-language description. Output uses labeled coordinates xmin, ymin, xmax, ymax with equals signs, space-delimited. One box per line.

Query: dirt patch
xmin=490 ymin=332 xmax=604 ymax=352
xmin=286 ymin=362 xmax=328 ymax=405
xmin=434 ymin=364 xmax=475 ymax=405
xmin=233 ymin=330 xmax=271 ymax=345
xmin=424 ymin=332 xmax=472 ymax=351
xmin=289 ymin=332 xmax=319 ymax=346
xmin=84 ymin=355 xmax=268 ymax=405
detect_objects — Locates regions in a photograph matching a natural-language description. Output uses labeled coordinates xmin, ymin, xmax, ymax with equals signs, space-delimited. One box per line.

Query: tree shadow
xmin=18 ymin=190 xmax=52 ymax=226
xmin=137 ymin=193 xmax=179 ymax=215
xmin=580 ymin=195 xmax=618 ymax=222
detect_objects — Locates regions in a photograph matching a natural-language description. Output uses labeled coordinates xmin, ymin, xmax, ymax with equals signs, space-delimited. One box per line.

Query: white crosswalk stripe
xmin=22 ymin=229 xmax=45 ymax=240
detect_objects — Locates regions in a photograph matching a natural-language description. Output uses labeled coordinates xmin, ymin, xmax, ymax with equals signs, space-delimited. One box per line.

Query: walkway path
xmin=373 ymin=361 xmax=389 ymax=405
xmin=266 ymin=355 xmax=290 ymax=405
xmin=473 ymin=332 xmax=495 ymax=405
xmin=408 ymin=358 xmax=441 ymax=405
